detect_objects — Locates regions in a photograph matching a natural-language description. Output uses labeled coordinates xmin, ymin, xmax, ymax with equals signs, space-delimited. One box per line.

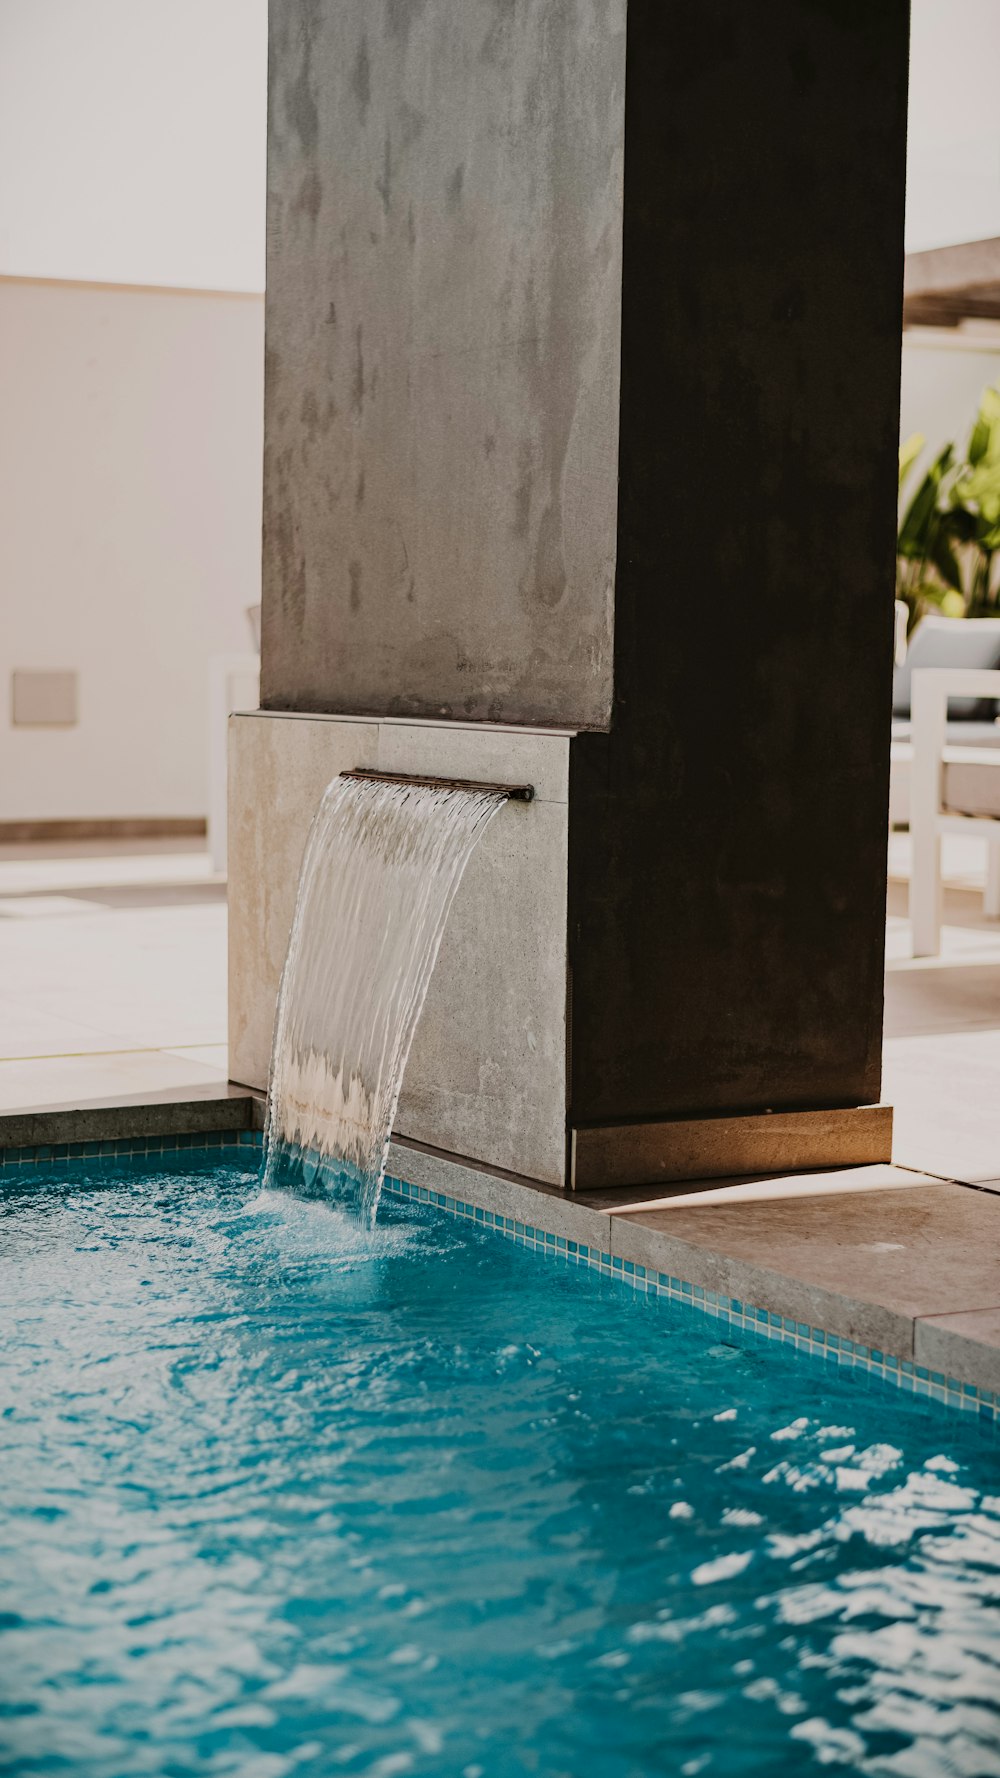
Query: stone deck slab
xmin=602 ymin=1170 xmax=1000 ymax=1360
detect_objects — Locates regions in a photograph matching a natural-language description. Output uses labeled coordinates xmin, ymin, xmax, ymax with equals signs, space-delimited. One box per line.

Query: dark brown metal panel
xmin=567 ymin=0 xmax=909 ymax=1123
xmin=261 ymin=0 xmax=624 ymax=728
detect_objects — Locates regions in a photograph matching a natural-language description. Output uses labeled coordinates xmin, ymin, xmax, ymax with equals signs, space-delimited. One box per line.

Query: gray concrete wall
xmin=0 ymin=276 xmax=263 ymax=822
xmin=228 ymin=713 xmax=571 ymax=1183
xmin=262 ymin=0 xmax=624 ymax=728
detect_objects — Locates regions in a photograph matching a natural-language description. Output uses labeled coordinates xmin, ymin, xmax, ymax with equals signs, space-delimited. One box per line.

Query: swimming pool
xmin=1 ymin=1144 xmax=998 ymax=1777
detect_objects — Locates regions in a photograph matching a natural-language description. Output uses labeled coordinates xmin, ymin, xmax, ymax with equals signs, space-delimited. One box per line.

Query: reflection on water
xmin=0 ymin=1159 xmax=998 ymax=1778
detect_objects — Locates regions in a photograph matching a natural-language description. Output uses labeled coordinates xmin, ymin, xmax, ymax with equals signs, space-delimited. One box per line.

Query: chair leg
xmin=986 ymin=837 xmax=1000 ymax=919
xmin=910 ymin=675 xmax=948 ymax=959
xmin=911 ymin=823 xmax=943 ymax=957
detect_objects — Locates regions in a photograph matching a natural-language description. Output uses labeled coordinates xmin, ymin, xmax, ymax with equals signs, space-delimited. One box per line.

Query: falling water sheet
xmin=262 ymin=774 xmax=505 ymax=1224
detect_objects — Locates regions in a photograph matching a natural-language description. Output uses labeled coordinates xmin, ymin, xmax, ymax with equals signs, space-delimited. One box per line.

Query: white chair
xmin=894 ymin=598 xmax=908 ymax=667
xmin=910 ymin=666 xmax=1000 ymax=956
xmin=889 ymin=616 xmax=1000 ymax=828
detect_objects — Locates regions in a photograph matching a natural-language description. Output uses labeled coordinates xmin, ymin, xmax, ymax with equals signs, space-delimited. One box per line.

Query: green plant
xmin=947 ymin=385 xmax=1000 ymax=617
xmin=896 ymin=386 xmax=1000 ymax=629
xmin=896 ymin=433 xmax=964 ymax=627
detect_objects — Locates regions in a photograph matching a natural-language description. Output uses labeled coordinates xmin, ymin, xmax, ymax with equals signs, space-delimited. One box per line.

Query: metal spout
xmin=343 ymin=768 xmax=534 ymax=802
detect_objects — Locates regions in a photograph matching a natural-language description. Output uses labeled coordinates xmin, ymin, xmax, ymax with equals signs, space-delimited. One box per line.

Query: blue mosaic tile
xmin=0 ymin=1128 xmax=263 ymax=1172
xmin=380 ymin=1172 xmax=999 ymax=1423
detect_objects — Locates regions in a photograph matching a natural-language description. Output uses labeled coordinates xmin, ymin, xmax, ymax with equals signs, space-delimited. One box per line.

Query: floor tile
xmin=0 ymin=846 xmax=221 ymax=897
xmin=883 ymin=1029 xmax=1000 ymax=1182
xmin=0 ymin=896 xmax=107 ymax=920
xmin=0 ymin=1049 xmax=228 ymax=1115
xmin=0 ymin=905 xmax=226 ymax=1052
xmin=883 ymin=958 xmax=1000 ymax=1039
xmin=0 ymin=997 xmax=132 ymax=1061
xmin=0 ymin=1083 xmax=255 ymax=1146
xmin=161 ymin=1045 xmax=230 ymax=1071
xmin=389 ymin=1139 xmax=613 ymax=1250
xmin=0 ymin=851 xmax=226 ymax=1111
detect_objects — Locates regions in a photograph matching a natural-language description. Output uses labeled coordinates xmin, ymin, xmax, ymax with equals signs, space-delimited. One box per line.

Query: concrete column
xmin=230 ymin=0 xmax=909 ymax=1188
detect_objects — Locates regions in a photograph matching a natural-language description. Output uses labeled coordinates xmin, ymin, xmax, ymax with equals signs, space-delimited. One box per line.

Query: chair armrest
xmin=910 ymin=665 xmax=1000 ymax=712
xmin=911 ymin=667 xmax=1000 ymax=757
xmin=911 ymin=666 xmax=1000 ymax=827
xmin=908 ymin=669 xmax=1000 ymax=954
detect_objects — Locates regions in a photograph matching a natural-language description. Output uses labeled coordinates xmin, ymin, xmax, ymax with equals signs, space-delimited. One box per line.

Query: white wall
xmin=906 ymin=0 xmax=1000 ymax=253
xmin=0 ymin=278 xmax=264 ymax=820
xmin=0 ymin=0 xmax=267 ymax=292
xmin=899 ymin=330 xmax=1000 ymax=484
xmin=0 ymin=0 xmax=267 ymax=825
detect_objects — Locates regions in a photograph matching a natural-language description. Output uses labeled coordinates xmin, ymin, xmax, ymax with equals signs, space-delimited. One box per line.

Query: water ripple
xmin=0 ymin=1160 xmax=998 ymax=1777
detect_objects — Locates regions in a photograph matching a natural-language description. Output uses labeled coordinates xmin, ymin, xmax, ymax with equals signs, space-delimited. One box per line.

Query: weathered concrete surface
xmin=262 ymin=0 xmax=624 ymax=728
xmin=227 ymin=712 xmax=378 ymax=1087
xmin=384 ymin=721 xmax=570 ymax=1183
xmin=228 ymin=712 xmax=571 ymax=1183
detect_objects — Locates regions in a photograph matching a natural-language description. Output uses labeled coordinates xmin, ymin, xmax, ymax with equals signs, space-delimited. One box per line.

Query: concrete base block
xmin=569 ymin=1105 xmax=894 ymax=1191
xmin=228 ymin=711 xmax=571 ymax=1185
xmin=229 ymin=712 xmax=894 ymax=1194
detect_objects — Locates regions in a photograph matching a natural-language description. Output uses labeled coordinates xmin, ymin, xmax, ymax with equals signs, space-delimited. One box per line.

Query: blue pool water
xmin=1 ymin=1153 xmax=998 ymax=1778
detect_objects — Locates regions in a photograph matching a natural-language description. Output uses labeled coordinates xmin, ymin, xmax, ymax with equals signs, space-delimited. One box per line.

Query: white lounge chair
xmin=910 ymin=666 xmax=1000 ymax=956
xmin=889 ymin=616 xmax=1000 ymax=827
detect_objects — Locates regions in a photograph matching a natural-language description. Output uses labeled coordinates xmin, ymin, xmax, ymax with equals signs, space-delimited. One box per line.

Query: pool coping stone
xmin=0 ymin=1084 xmax=263 ymax=1151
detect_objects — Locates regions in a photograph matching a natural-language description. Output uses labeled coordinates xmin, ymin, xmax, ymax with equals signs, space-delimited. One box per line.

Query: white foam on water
xmin=242 ymin=1187 xmax=417 ymax=1264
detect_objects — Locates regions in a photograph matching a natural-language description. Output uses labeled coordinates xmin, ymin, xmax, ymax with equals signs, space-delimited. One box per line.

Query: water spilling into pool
xmin=263 ymin=774 xmax=504 ymax=1225
xmin=1 ymin=1151 xmax=998 ymax=1777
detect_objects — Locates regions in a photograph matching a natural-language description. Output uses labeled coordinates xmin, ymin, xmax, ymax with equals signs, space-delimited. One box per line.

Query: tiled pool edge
xmin=1 ymin=1124 xmax=996 ymax=1421
xmin=385 ymin=1139 xmax=1000 ymax=1417
xmin=380 ymin=1174 xmax=998 ymax=1423
xmin=0 ymin=1130 xmax=261 ymax=1169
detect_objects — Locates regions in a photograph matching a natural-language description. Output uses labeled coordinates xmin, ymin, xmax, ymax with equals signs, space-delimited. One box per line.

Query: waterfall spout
xmin=262 ymin=772 xmax=508 ymax=1224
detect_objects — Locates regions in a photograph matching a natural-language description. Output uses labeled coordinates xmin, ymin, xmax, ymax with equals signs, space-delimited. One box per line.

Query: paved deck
xmin=1 ymin=833 xmax=999 ymax=1393
xmin=0 ymin=840 xmax=229 ymax=1110
xmin=885 ymin=834 xmax=1000 ymax=1187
